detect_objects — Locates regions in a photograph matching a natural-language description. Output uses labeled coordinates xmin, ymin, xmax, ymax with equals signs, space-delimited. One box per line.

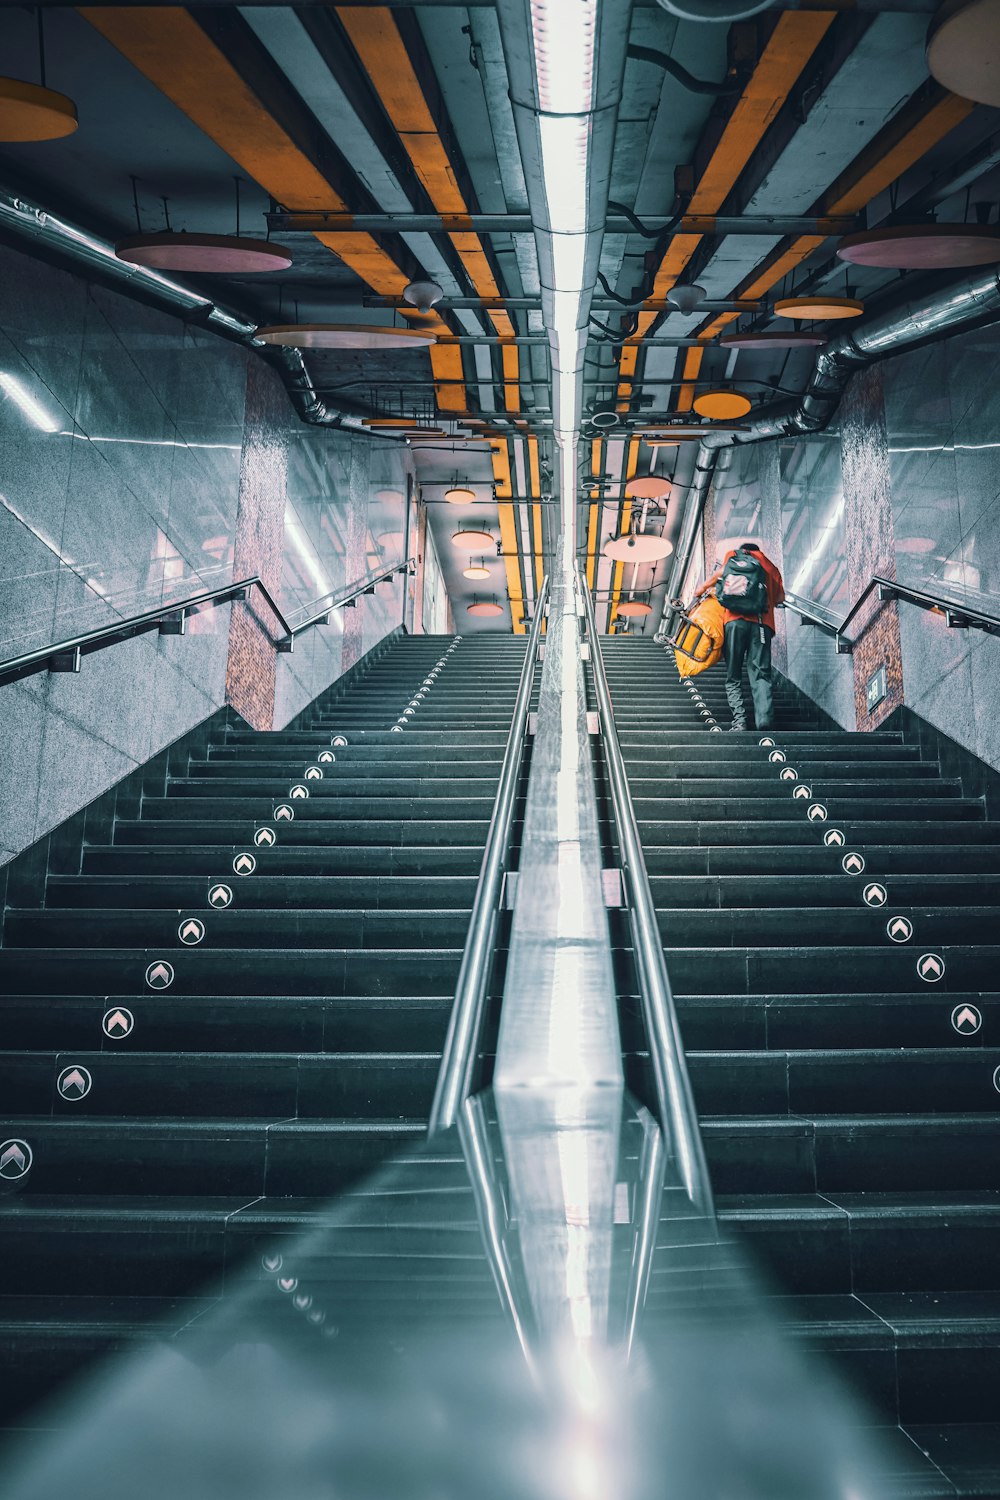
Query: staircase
xmin=0 ymin=633 xmax=530 ymax=1432
xmin=602 ymin=635 xmax=1000 ymax=1496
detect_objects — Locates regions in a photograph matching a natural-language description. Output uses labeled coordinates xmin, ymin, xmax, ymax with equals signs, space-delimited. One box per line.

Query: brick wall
xmin=225 ymin=357 xmax=289 ymax=729
xmin=838 ymin=364 xmax=904 ymax=729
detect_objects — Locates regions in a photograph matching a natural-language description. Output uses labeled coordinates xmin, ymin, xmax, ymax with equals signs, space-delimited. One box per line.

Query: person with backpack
xmin=694 ymin=543 xmax=785 ymax=731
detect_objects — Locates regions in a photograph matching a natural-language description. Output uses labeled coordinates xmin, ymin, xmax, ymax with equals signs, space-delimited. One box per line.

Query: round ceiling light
xmin=927 ymin=0 xmax=1000 ymax=106
xmin=0 ymin=79 xmax=77 ymax=141
xmin=444 ymin=486 xmax=477 ymax=505
xmin=116 ymin=233 xmax=292 ymax=273
xmin=720 ymin=331 xmax=827 ymax=350
xmin=693 ymin=389 xmax=753 ymax=420
xmin=665 ymin=283 xmax=707 ymax=314
xmin=468 ymin=598 xmax=504 ymax=617
xmin=255 ymin=324 xmax=436 ymax=348
xmin=603 ymin=533 xmax=674 ymax=562
xmin=616 ymin=599 xmax=653 ymax=617
xmin=624 ymin=475 xmax=673 ymax=501
xmin=463 ymin=561 xmax=491 ymax=580
xmin=774 ymin=296 xmax=864 ymax=321
xmin=837 ymin=223 xmax=1000 ymax=270
xmin=452 ymin=529 xmax=494 ymax=550
xmin=374 ymin=489 xmax=404 ymax=504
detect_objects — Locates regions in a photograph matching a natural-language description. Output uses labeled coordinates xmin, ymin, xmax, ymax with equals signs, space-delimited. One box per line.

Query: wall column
xmin=225 ymin=358 xmax=288 ymax=729
xmin=756 ymin=441 xmax=787 ymax=675
xmin=838 ymin=365 xmax=904 ymax=729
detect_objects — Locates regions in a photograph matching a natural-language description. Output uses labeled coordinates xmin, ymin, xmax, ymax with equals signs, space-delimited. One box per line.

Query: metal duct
xmin=0 ymin=185 xmax=401 ymax=439
xmin=662 ymin=263 xmax=1000 ymax=612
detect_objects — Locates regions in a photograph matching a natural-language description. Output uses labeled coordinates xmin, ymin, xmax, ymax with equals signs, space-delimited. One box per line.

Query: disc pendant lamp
xmin=616 ymin=598 xmax=653 ymax=617
xmin=463 ymin=559 xmax=491 ymax=580
xmin=927 ymin=0 xmax=1000 ymax=106
xmin=0 ymin=77 xmax=77 ymax=140
xmin=693 ymin=389 xmax=753 ymax=420
xmin=452 ymin=528 xmax=494 ymax=550
xmin=774 ymin=296 xmax=864 ymax=321
xmin=720 ymin=330 xmax=827 ymax=350
xmin=255 ymin=325 xmax=436 ymax=349
xmin=467 ymin=596 xmax=504 ymax=617
xmin=0 ymin=16 xmax=77 ymax=142
xmin=444 ymin=480 xmax=477 ymax=504
xmin=624 ymin=475 xmax=673 ymax=501
xmin=603 ymin=525 xmax=673 ymax=563
xmin=837 ymin=223 xmax=1000 ymax=270
xmin=116 ymin=233 xmax=292 ymax=273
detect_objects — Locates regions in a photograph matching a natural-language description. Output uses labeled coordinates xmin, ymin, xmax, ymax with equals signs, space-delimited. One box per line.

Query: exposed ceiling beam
xmin=267 ymin=210 xmax=861 ymax=236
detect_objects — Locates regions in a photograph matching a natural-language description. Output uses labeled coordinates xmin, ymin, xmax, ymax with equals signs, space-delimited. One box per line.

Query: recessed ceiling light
xmin=255 ymin=324 xmax=437 ymax=348
xmin=116 ymin=233 xmax=292 ymax=273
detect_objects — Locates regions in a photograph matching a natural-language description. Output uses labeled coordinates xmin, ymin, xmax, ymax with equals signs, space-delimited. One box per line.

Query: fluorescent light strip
xmin=0 ymin=372 xmax=61 ymax=433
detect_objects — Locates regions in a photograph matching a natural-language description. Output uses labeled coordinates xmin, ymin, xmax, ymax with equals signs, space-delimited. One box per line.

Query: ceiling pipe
xmin=661 ymin=262 xmax=1000 ymax=616
xmin=0 ymin=184 xmax=403 ymax=441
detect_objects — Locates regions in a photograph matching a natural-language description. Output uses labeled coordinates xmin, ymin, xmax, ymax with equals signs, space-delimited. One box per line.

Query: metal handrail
xmin=782 ymin=590 xmax=842 ymax=637
xmin=284 ymin=559 xmax=416 ymax=640
xmin=579 ymin=565 xmax=716 ymax=1219
xmin=0 ymin=559 xmax=415 ymax=688
xmin=427 ymin=573 xmax=549 ymax=1135
xmin=788 ymin=575 xmax=1000 ymax=655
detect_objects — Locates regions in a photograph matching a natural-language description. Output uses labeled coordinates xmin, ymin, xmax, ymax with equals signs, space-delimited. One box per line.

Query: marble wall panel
xmin=0 ymin=236 xmax=423 ymax=866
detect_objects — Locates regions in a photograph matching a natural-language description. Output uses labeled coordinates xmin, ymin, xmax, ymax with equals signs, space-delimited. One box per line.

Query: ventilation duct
xmin=662 ymin=262 xmax=1000 ymax=615
xmin=0 ymin=185 xmax=400 ymax=439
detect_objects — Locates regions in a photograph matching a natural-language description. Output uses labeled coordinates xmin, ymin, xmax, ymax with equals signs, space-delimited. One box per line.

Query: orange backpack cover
xmin=673 ymin=595 xmax=725 ymax=678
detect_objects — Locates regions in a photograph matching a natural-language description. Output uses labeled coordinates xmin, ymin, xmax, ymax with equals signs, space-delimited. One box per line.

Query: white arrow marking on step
xmin=918 ymin=953 xmax=945 ymax=983
xmin=233 ymin=853 xmax=256 ymax=876
xmin=145 ymin=961 xmax=175 ymax=990
xmin=102 ymin=1008 xmax=134 ymax=1038
xmin=808 ymin=804 xmax=828 ymax=822
xmin=254 ymin=827 xmax=276 ymax=848
xmin=209 ymin=885 xmax=233 ymax=908
xmin=842 ymin=852 xmax=865 ymax=874
xmin=780 ymin=767 xmax=798 ymax=781
xmin=887 ymin=916 xmax=913 ymax=943
xmin=768 ymin=751 xmax=786 ymax=764
xmin=952 ymin=1004 xmax=982 ymax=1035
xmin=824 ymin=829 xmax=845 ymax=847
xmin=759 ymin=737 xmax=775 ymax=747
xmin=290 ymin=785 xmax=309 ymax=799
xmin=293 ymin=1293 xmax=313 ymax=1312
xmin=305 ymin=766 xmax=323 ymax=780
xmin=262 ymin=1253 xmax=283 ymax=1273
xmin=277 ymin=1278 xmax=298 ymax=1293
xmin=318 ymin=751 xmax=335 ymax=764
xmin=308 ymin=1308 xmax=326 ymax=1326
xmin=863 ymin=883 xmax=888 ymax=908
xmin=792 ymin=785 xmax=812 ymax=800
xmin=331 ymin=736 xmax=348 ymax=747
xmin=993 ymin=1065 xmax=1000 ymax=1093
xmin=178 ymin=918 xmax=205 ymax=946
xmin=274 ymin=805 xmax=294 ymax=821
xmin=57 ymin=1065 xmax=92 ymax=1100
xmin=0 ymin=1139 xmax=32 ymax=1179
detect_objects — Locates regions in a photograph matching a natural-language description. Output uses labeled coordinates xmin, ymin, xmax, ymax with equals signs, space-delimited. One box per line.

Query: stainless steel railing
xmin=427 ymin=575 xmax=549 ymax=1134
xmin=579 ymin=566 xmax=716 ymax=1219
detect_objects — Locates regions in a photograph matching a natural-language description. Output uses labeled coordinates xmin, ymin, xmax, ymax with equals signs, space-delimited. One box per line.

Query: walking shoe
xmin=728 ymin=722 xmax=747 ymax=732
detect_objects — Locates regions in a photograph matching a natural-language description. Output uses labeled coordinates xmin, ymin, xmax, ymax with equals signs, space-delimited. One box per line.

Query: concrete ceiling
xmin=2 ymin=2 xmax=999 ymax=633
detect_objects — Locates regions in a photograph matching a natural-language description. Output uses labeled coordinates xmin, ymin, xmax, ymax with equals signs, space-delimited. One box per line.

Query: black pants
xmin=723 ymin=618 xmax=774 ymax=729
